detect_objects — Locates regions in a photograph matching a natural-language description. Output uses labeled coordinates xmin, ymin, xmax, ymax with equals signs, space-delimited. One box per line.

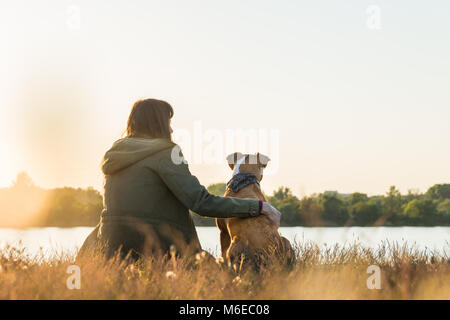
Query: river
xmin=0 ymin=226 xmax=448 ymax=260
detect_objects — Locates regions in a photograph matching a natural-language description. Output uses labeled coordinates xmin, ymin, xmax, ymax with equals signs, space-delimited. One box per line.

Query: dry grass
xmin=0 ymin=241 xmax=448 ymax=300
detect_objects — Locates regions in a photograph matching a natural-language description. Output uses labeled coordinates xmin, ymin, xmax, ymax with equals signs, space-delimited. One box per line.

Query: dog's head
xmin=226 ymin=152 xmax=270 ymax=181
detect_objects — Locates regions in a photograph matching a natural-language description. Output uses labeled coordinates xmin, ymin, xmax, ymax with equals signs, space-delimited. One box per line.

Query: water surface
xmin=0 ymin=226 xmax=448 ymax=260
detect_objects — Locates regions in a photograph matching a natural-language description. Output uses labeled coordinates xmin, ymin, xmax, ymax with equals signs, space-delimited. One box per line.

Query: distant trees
xmin=299 ymin=196 xmax=322 ymax=226
xmin=266 ymin=184 xmax=450 ymax=227
xmin=349 ymin=200 xmax=381 ymax=226
xmin=267 ymin=187 xmax=301 ymax=226
xmin=402 ymin=198 xmax=437 ymax=224
xmin=12 ymin=171 xmax=35 ymax=189
xmin=348 ymin=192 xmax=369 ymax=205
xmin=0 ymin=172 xmax=102 ymax=228
xmin=37 ymin=187 xmax=103 ymax=227
xmin=437 ymin=199 xmax=450 ymax=215
xmin=382 ymin=186 xmax=403 ymax=222
xmin=319 ymin=192 xmax=349 ymax=226
xmin=426 ymin=184 xmax=450 ymax=200
xmin=1 ymin=172 xmax=449 ymax=228
xmin=207 ymin=183 xmax=226 ymax=196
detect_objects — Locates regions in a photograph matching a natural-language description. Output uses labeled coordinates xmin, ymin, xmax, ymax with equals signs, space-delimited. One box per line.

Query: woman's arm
xmin=155 ymin=148 xmax=260 ymax=219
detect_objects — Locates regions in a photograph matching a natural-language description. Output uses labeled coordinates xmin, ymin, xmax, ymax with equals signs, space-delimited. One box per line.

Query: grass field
xmin=0 ymin=241 xmax=448 ymax=299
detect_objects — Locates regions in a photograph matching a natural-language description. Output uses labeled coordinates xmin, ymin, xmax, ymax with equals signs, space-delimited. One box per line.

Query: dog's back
xmin=216 ymin=152 xmax=294 ymax=268
xmin=224 ymin=184 xmax=278 ymax=251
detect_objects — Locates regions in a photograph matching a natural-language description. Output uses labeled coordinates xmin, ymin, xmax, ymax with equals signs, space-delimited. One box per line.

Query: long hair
xmin=125 ymin=99 xmax=174 ymax=139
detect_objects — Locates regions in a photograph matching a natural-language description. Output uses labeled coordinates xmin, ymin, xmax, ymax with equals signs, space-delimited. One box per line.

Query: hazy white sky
xmin=1 ymin=0 xmax=449 ymax=197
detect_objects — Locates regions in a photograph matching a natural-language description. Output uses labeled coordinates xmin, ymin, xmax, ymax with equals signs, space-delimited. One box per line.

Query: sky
xmin=1 ymin=0 xmax=449 ymax=197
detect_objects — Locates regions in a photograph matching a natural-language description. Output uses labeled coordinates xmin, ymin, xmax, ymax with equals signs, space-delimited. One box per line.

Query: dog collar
xmin=226 ymin=173 xmax=260 ymax=193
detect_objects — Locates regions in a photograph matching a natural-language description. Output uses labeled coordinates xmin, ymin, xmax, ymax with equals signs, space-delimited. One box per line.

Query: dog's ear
xmin=256 ymin=153 xmax=270 ymax=168
xmin=226 ymin=152 xmax=244 ymax=170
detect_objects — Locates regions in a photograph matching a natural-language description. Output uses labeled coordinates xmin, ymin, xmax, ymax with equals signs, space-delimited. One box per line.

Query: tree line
xmin=0 ymin=172 xmax=102 ymax=228
xmin=0 ymin=172 xmax=449 ymax=228
xmin=193 ymin=183 xmax=450 ymax=227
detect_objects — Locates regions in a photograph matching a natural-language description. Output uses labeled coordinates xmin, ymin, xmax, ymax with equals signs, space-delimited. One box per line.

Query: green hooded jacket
xmin=93 ymin=136 xmax=260 ymax=258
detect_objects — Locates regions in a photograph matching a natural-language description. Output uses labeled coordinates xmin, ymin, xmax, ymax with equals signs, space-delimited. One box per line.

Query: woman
xmin=80 ymin=98 xmax=281 ymax=260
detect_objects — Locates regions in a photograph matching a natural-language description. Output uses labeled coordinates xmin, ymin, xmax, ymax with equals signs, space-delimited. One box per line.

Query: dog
xmin=216 ymin=152 xmax=294 ymax=270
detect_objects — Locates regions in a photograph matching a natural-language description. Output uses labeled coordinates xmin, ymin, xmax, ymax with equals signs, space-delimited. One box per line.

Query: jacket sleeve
xmin=155 ymin=149 xmax=260 ymax=219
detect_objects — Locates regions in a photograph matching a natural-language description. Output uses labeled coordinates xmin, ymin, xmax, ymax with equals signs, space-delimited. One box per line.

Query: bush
xmin=267 ymin=187 xmax=302 ymax=226
xmin=319 ymin=193 xmax=349 ymax=225
xmin=403 ymin=199 xmax=438 ymax=225
xmin=349 ymin=201 xmax=381 ymax=226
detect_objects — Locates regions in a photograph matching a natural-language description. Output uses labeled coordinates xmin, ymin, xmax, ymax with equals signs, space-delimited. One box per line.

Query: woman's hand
xmin=260 ymin=202 xmax=281 ymax=227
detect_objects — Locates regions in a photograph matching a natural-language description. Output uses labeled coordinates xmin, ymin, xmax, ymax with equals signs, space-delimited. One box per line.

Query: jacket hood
xmin=101 ymin=137 xmax=176 ymax=175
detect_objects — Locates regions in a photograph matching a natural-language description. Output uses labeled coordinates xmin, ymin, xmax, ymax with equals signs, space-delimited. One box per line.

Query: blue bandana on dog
xmin=226 ymin=173 xmax=260 ymax=193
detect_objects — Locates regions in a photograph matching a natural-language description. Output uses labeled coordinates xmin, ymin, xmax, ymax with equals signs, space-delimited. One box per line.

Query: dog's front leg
xmin=216 ymin=218 xmax=231 ymax=259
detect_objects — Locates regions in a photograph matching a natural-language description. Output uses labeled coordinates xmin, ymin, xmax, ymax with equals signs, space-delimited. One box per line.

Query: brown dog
xmin=216 ymin=152 xmax=294 ymax=270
